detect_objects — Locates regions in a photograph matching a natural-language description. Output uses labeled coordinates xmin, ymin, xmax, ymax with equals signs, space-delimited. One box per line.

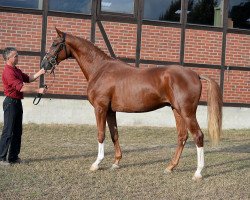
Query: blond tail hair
xmin=200 ymin=75 xmax=223 ymax=146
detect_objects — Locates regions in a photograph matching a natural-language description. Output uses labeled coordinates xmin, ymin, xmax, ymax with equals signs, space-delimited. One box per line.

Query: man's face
xmin=7 ymin=51 xmax=19 ymax=66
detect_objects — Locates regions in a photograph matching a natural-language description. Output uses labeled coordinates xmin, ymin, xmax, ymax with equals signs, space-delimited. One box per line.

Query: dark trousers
xmin=0 ymin=97 xmax=23 ymax=162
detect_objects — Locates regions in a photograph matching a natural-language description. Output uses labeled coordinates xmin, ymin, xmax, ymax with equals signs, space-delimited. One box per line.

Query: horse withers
xmin=41 ymin=28 xmax=222 ymax=180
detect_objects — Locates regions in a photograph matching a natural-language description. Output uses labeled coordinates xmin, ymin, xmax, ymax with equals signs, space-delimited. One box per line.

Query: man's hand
xmin=38 ymin=68 xmax=46 ymax=75
xmin=29 ymin=68 xmax=46 ymax=82
xmin=33 ymin=86 xmax=48 ymax=105
xmin=38 ymin=87 xmax=47 ymax=94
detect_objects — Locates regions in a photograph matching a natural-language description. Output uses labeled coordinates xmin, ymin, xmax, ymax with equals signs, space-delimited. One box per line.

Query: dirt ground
xmin=0 ymin=124 xmax=249 ymax=200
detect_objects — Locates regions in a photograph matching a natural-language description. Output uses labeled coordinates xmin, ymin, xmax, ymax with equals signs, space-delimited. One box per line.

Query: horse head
xmin=41 ymin=27 xmax=70 ymax=71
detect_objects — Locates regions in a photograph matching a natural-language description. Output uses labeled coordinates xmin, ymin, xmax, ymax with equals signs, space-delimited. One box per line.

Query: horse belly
xmin=111 ymin=91 xmax=169 ymax=113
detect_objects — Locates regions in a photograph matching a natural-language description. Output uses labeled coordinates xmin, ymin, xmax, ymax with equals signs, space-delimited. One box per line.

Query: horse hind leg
xmin=106 ymin=110 xmax=122 ymax=170
xmin=183 ymin=115 xmax=204 ymax=180
xmin=165 ymin=109 xmax=188 ymax=173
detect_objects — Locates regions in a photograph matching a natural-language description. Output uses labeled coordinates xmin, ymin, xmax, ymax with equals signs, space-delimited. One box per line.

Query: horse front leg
xmin=106 ymin=110 xmax=122 ymax=170
xmin=90 ymin=106 xmax=107 ymax=171
xmin=165 ymin=109 xmax=188 ymax=173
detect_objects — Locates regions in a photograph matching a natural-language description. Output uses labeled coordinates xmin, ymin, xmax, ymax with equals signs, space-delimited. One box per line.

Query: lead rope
xmin=226 ymin=66 xmax=230 ymax=82
xmin=33 ymin=70 xmax=56 ymax=105
xmin=45 ymin=68 xmax=56 ymax=92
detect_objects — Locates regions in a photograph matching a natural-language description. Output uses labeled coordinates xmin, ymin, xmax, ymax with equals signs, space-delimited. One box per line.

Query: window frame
xmin=48 ymin=0 xmax=92 ymax=15
xmin=227 ymin=0 xmax=250 ymax=31
xmin=185 ymin=0 xmax=224 ymax=28
xmin=143 ymin=0 xmax=182 ymax=24
xmin=0 ymin=0 xmax=42 ymax=10
xmin=98 ymin=0 xmax=138 ymax=19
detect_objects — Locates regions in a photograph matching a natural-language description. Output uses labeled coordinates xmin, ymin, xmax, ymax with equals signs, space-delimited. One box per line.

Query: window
xmin=187 ymin=0 xmax=222 ymax=27
xmin=229 ymin=0 xmax=250 ymax=29
xmin=49 ymin=0 xmax=92 ymax=14
xmin=0 ymin=0 xmax=42 ymax=9
xmin=143 ymin=0 xmax=181 ymax=22
xmin=100 ymin=0 xmax=134 ymax=14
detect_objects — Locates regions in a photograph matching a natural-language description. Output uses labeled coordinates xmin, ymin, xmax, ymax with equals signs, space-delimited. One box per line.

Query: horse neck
xmin=67 ymin=36 xmax=111 ymax=81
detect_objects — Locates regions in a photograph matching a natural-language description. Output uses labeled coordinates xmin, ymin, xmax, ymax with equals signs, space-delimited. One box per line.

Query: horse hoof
xmin=192 ymin=174 xmax=202 ymax=181
xmin=164 ymin=168 xmax=172 ymax=174
xmin=90 ymin=164 xmax=99 ymax=171
xmin=110 ymin=164 xmax=120 ymax=170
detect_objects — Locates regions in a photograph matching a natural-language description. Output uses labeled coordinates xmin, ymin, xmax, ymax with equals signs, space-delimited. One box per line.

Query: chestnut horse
xmin=41 ymin=28 xmax=222 ymax=180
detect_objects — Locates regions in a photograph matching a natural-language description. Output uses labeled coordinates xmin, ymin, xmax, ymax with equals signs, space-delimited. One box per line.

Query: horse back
xmin=88 ymin=62 xmax=201 ymax=113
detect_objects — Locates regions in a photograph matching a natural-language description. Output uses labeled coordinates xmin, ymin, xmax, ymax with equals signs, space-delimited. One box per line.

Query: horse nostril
xmin=41 ymin=60 xmax=52 ymax=70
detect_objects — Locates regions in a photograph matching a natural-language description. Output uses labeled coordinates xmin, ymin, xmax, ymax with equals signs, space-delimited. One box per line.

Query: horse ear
xmin=55 ymin=27 xmax=64 ymax=37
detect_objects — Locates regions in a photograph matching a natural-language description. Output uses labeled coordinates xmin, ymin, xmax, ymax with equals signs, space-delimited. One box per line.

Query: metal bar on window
xmin=47 ymin=11 xmax=91 ymax=19
xmin=227 ymin=28 xmax=250 ymax=35
xmin=97 ymin=21 xmax=116 ymax=58
xmin=220 ymin=0 xmax=229 ymax=97
xmin=40 ymin=0 xmax=49 ymax=88
xmin=0 ymin=50 xmax=40 ymax=56
xmin=135 ymin=0 xmax=144 ymax=68
xmin=0 ymin=6 xmax=43 ymax=15
xmin=180 ymin=0 xmax=188 ymax=66
xmin=91 ymin=0 xmax=98 ymax=43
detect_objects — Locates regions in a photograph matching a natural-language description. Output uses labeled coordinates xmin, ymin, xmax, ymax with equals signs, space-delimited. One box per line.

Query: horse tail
xmin=200 ymin=75 xmax=223 ymax=146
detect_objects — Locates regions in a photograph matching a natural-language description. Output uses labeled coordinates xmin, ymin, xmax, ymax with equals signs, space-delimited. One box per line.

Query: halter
xmin=43 ymin=32 xmax=68 ymax=73
xmin=34 ymin=33 xmax=67 ymax=105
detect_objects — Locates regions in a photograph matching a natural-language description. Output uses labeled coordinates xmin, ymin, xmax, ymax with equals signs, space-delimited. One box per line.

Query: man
xmin=0 ymin=47 xmax=46 ymax=166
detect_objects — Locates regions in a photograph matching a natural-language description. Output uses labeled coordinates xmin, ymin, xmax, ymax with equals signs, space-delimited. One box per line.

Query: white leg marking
xmin=193 ymin=146 xmax=204 ymax=180
xmin=90 ymin=142 xmax=104 ymax=171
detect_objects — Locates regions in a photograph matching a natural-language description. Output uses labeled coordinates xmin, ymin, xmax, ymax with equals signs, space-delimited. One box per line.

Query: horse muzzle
xmin=41 ymin=59 xmax=53 ymax=70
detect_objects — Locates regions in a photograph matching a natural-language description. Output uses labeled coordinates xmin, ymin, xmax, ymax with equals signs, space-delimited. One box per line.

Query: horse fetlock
xmin=164 ymin=166 xmax=173 ymax=174
xmin=192 ymin=173 xmax=203 ymax=181
xmin=90 ymin=163 xmax=99 ymax=171
xmin=110 ymin=164 xmax=120 ymax=170
xmin=114 ymin=156 xmax=121 ymax=164
xmin=90 ymin=158 xmax=103 ymax=171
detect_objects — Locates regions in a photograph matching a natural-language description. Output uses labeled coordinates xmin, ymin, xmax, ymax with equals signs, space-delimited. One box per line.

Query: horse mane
xmin=67 ymin=33 xmax=112 ymax=60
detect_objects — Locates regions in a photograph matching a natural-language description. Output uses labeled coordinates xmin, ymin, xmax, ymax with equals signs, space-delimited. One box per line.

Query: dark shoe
xmin=0 ymin=160 xmax=10 ymax=166
xmin=9 ymin=158 xmax=22 ymax=164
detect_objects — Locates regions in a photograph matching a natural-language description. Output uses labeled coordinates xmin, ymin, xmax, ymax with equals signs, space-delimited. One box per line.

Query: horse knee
xmin=184 ymin=117 xmax=203 ymax=147
xmin=194 ymin=132 xmax=204 ymax=147
xmin=111 ymin=133 xmax=119 ymax=143
xmin=97 ymin=134 xmax=105 ymax=143
xmin=178 ymin=134 xmax=188 ymax=145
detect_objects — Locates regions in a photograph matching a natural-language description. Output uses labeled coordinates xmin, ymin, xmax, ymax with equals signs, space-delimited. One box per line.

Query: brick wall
xmin=0 ymin=12 xmax=249 ymax=104
xmin=141 ymin=25 xmax=181 ymax=62
xmin=225 ymin=33 xmax=250 ymax=103
xmin=224 ymin=70 xmax=250 ymax=103
xmin=0 ymin=13 xmax=42 ymax=51
xmin=226 ymin=33 xmax=250 ymax=67
xmin=185 ymin=29 xmax=222 ymax=65
xmin=96 ymin=21 xmax=137 ymax=59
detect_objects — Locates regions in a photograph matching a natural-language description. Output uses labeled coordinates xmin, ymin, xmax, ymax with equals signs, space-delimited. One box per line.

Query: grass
xmin=0 ymin=124 xmax=249 ymax=200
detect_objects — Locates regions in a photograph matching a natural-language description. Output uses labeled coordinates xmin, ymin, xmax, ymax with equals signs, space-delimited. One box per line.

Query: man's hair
xmin=2 ymin=47 xmax=17 ymax=61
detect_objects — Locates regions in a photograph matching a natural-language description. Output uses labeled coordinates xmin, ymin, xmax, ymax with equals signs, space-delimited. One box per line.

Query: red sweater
xmin=2 ymin=64 xmax=30 ymax=99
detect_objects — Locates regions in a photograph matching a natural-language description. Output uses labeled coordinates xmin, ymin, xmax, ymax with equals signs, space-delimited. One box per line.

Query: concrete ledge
xmin=0 ymin=97 xmax=249 ymax=129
